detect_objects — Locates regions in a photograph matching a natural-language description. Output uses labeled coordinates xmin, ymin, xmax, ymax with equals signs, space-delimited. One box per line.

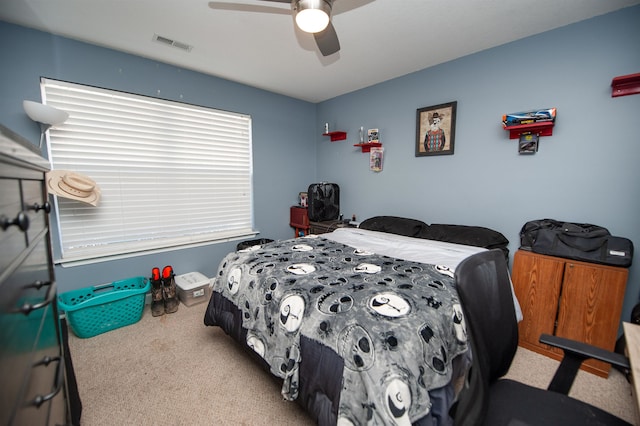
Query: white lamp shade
xmin=23 ymin=100 xmax=69 ymax=126
xmin=295 ymin=0 xmax=330 ymax=33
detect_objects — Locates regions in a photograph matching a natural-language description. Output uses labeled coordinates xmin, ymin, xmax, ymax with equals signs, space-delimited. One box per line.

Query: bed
xmin=203 ymin=216 xmax=512 ymax=425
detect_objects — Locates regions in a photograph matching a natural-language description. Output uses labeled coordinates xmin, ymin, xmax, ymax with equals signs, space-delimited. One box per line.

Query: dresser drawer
xmin=1 ymin=177 xmax=27 ymax=272
xmin=0 ymin=236 xmax=55 ymax=423
xmin=12 ymin=304 xmax=63 ymax=426
xmin=0 ymin=234 xmax=51 ymax=315
xmin=1 ymin=306 xmax=52 ymax=426
xmin=21 ymin=179 xmax=48 ymax=246
xmin=0 ymin=308 xmax=47 ymax=426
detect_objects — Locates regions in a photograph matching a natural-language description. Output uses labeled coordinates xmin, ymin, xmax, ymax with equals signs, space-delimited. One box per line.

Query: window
xmin=42 ymin=78 xmax=254 ymax=263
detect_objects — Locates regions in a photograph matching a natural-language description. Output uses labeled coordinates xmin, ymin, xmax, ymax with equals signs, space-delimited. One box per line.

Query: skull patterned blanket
xmin=204 ymin=234 xmax=469 ymax=425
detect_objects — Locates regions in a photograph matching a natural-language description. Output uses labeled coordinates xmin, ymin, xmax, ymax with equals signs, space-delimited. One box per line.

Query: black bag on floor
xmin=307 ymin=183 xmax=340 ymax=221
xmin=519 ymin=219 xmax=633 ymax=267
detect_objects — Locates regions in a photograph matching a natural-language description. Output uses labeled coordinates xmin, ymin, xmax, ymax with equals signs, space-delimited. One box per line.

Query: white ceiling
xmin=2 ymin=0 xmax=639 ymax=103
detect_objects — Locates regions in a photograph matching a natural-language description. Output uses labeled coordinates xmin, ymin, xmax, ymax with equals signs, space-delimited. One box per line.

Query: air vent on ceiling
xmin=152 ymin=34 xmax=193 ymax=52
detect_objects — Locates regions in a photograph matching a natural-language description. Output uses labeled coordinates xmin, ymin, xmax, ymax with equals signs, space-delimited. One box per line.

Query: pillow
xmin=418 ymin=224 xmax=510 ymax=255
xmin=359 ymin=216 xmax=428 ymax=238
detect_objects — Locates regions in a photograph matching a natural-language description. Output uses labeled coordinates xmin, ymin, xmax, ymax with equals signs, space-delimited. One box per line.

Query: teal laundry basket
xmin=58 ymin=276 xmax=150 ymax=338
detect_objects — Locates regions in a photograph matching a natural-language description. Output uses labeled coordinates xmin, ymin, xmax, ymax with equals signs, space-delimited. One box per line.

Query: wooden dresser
xmin=0 ymin=125 xmax=71 ymax=424
xmin=511 ymin=249 xmax=628 ymax=377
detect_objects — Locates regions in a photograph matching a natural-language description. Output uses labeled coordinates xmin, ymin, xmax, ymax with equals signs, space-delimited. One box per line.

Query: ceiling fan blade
xmin=259 ymin=0 xmax=292 ymax=3
xmin=208 ymin=1 xmax=290 ymax=14
xmin=313 ymin=21 xmax=340 ymax=56
xmin=331 ymin=0 xmax=374 ymax=15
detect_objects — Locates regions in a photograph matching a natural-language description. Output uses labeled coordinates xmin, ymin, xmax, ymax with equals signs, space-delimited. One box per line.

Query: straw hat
xmin=47 ymin=170 xmax=101 ymax=207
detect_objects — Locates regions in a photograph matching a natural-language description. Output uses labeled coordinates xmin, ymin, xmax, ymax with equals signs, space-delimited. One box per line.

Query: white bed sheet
xmin=322 ymin=227 xmax=523 ymax=321
xmin=323 ymin=227 xmax=486 ymax=269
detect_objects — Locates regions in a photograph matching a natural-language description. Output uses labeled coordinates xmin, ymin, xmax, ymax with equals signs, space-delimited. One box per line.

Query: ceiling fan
xmin=209 ymin=0 xmax=341 ymax=56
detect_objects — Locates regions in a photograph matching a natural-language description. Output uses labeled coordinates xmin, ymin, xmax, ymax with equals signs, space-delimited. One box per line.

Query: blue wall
xmin=1 ymin=6 xmax=639 ymax=324
xmin=316 ymin=6 xmax=640 ymax=323
xmin=0 ymin=22 xmax=317 ymax=292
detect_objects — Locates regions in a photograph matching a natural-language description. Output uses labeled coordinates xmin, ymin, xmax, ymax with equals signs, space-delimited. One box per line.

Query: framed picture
xmin=415 ymin=101 xmax=457 ymax=157
xmin=518 ymin=133 xmax=538 ymax=154
xmin=370 ymin=147 xmax=384 ymax=172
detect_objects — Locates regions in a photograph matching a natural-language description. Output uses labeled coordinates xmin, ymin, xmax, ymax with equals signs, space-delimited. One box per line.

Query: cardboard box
xmin=175 ymin=272 xmax=211 ymax=307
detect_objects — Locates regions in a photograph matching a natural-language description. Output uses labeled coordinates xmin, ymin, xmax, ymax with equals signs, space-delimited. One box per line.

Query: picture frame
xmin=370 ymin=146 xmax=384 ymax=172
xmin=415 ymin=101 xmax=457 ymax=157
xmin=518 ymin=133 xmax=538 ymax=154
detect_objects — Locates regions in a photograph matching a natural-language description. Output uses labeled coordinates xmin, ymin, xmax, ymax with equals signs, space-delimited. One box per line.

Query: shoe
xmin=162 ymin=265 xmax=179 ymax=314
xmin=150 ymin=267 xmax=164 ymax=317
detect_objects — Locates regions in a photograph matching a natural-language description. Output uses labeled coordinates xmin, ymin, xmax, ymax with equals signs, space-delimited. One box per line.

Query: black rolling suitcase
xmin=307 ymin=183 xmax=340 ymax=221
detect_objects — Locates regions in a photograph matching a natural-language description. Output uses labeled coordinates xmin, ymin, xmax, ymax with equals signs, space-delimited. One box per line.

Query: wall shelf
xmin=611 ymin=72 xmax=640 ymax=97
xmin=354 ymin=142 xmax=382 ymax=153
xmin=503 ymin=122 xmax=554 ymax=139
xmin=323 ymin=131 xmax=347 ymax=142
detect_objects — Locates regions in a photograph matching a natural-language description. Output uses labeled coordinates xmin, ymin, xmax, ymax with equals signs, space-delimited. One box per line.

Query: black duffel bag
xmin=519 ymin=219 xmax=633 ymax=267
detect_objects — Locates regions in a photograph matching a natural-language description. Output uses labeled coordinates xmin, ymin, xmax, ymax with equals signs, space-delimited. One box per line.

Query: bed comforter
xmin=204 ymin=232 xmax=472 ymax=425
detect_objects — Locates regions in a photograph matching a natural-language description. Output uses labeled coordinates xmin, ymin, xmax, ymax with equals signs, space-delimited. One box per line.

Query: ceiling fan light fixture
xmin=294 ymin=0 xmax=331 ymax=34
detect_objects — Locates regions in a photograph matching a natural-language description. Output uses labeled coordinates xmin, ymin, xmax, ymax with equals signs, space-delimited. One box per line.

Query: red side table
xmin=290 ymin=206 xmax=310 ymax=238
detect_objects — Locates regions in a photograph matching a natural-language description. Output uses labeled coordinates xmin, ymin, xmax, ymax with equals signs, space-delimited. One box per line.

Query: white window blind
xmin=42 ymin=78 xmax=254 ymax=263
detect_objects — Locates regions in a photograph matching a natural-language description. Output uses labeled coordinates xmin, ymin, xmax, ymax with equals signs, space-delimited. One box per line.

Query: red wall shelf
xmin=354 ymin=142 xmax=382 ymax=153
xmin=503 ymin=122 xmax=554 ymax=139
xmin=323 ymin=131 xmax=347 ymax=142
xmin=611 ymin=72 xmax=640 ymax=97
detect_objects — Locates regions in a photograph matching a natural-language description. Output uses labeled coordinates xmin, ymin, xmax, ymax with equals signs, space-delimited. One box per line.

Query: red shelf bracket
xmin=323 ymin=131 xmax=347 ymax=142
xmin=354 ymin=142 xmax=382 ymax=153
xmin=503 ymin=122 xmax=554 ymax=139
xmin=611 ymin=72 xmax=640 ymax=97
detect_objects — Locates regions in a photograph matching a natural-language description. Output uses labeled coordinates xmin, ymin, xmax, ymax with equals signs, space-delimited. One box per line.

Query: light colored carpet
xmin=68 ymin=302 xmax=313 ymax=425
xmin=68 ymin=301 xmax=638 ymax=425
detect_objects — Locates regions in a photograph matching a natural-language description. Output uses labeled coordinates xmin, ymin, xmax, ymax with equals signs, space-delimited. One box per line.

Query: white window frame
xmin=42 ymin=78 xmax=254 ymax=264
